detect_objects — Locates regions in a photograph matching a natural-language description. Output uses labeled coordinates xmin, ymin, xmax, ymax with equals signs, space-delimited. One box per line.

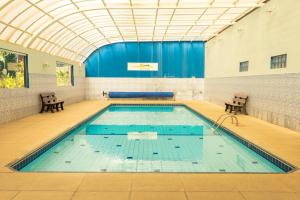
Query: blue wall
xmin=85 ymin=41 xmax=205 ymax=78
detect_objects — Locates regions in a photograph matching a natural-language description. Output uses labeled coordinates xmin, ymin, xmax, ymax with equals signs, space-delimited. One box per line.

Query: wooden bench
xmin=225 ymin=93 xmax=248 ymax=114
xmin=40 ymin=92 xmax=64 ymax=113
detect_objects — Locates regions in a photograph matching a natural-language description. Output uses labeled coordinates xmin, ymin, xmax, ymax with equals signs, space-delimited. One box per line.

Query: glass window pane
xmin=56 ymin=61 xmax=74 ymax=87
xmin=0 ymin=48 xmax=28 ymax=89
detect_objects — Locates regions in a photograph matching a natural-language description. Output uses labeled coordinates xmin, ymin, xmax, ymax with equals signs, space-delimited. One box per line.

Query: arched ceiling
xmin=0 ymin=0 xmax=266 ymax=62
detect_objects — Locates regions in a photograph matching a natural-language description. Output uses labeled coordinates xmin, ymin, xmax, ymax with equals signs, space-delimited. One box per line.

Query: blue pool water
xmin=20 ymin=105 xmax=287 ymax=172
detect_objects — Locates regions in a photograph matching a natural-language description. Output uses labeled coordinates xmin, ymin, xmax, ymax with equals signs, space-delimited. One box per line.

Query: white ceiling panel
xmin=0 ymin=0 xmax=266 ymax=62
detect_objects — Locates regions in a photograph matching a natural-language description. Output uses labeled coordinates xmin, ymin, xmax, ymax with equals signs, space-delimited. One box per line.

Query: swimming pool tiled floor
xmin=0 ymin=100 xmax=300 ymax=200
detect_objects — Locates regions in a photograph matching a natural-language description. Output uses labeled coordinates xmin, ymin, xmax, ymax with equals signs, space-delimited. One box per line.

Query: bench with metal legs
xmin=40 ymin=92 xmax=64 ymax=113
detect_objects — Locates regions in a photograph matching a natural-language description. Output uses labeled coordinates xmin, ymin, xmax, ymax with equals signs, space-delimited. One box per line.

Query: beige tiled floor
xmin=0 ymin=100 xmax=300 ymax=200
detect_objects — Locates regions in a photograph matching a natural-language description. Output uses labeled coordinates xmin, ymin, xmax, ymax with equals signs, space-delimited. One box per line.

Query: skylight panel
xmin=27 ymin=0 xmax=41 ymax=4
xmin=132 ymin=0 xmax=158 ymax=7
xmin=0 ymin=0 xmax=11 ymax=9
xmin=156 ymin=14 xmax=172 ymax=20
xmin=36 ymin=40 xmax=47 ymax=50
xmin=153 ymin=36 xmax=163 ymax=41
xmin=71 ymin=26 xmax=94 ymax=36
xmin=50 ymin=4 xmax=78 ymax=19
xmin=206 ymin=8 xmax=228 ymax=15
xmin=15 ymin=32 xmax=31 ymax=45
xmin=60 ymin=14 xmax=86 ymax=26
xmin=50 ymin=29 xmax=73 ymax=43
xmin=115 ymin=20 xmax=135 ymax=26
xmin=68 ymin=22 xmax=94 ymax=33
xmin=37 ymin=0 xmax=70 ymax=12
xmin=93 ymin=41 xmax=108 ymax=47
xmin=0 ymin=26 xmax=16 ymax=40
xmin=85 ymin=34 xmax=105 ymax=42
xmin=0 ymin=0 xmax=266 ymax=61
xmin=65 ymin=38 xmax=87 ymax=49
xmin=157 ymin=9 xmax=174 ymax=15
xmin=0 ymin=0 xmax=30 ymax=23
xmin=172 ymin=15 xmax=199 ymax=21
xmin=191 ymin=25 xmax=208 ymax=31
xmin=55 ymin=32 xmax=76 ymax=46
xmin=104 ymin=0 xmax=130 ymax=8
xmin=170 ymin=20 xmax=194 ymax=25
xmin=227 ymin=7 xmax=250 ymax=14
xmin=214 ymin=19 xmax=232 ymax=25
xmin=199 ymin=14 xmax=220 ymax=20
xmin=75 ymin=1 xmax=105 ymax=10
xmin=197 ymin=20 xmax=214 ymax=25
xmin=26 ymin=15 xmax=53 ymax=34
xmin=88 ymin=37 xmax=106 ymax=44
xmin=31 ymin=38 xmax=45 ymax=50
xmin=8 ymin=30 xmax=23 ymax=43
xmin=49 ymin=46 xmax=61 ymax=55
xmin=80 ymin=46 xmax=96 ymax=57
xmin=178 ymin=0 xmax=210 ymax=7
xmin=237 ymin=0 xmax=260 ymax=6
xmin=110 ymin=9 xmax=132 ymax=15
xmin=133 ymin=9 xmax=157 ymax=15
xmin=219 ymin=13 xmax=240 ymax=20
xmin=175 ymin=9 xmax=205 ymax=15
xmin=39 ymin=22 xmax=63 ymax=40
xmin=84 ymin=10 xmax=110 ymax=18
xmin=159 ymin=0 xmax=179 ymax=7
xmin=0 ymin=22 xmax=6 ymax=33
xmin=12 ymin=8 xmax=44 ymax=29
xmin=39 ymin=41 xmax=52 ymax=52
xmin=213 ymin=0 xmax=236 ymax=7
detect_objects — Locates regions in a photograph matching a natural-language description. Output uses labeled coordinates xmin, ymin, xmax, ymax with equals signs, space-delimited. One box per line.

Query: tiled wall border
xmin=204 ymin=73 xmax=300 ymax=132
xmin=0 ymin=74 xmax=86 ymax=123
xmin=9 ymin=103 xmax=296 ymax=173
xmin=85 ymin=78 xmax=204 ymax=100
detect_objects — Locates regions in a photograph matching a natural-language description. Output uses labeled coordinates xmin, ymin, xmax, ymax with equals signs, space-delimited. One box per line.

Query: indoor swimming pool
xmin=13 ymin=105 xmax=293 ymax=173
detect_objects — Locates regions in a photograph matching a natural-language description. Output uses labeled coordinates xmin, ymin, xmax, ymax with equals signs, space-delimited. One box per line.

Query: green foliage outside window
xmin=56 ymin=62 xmax=72 ymax=86
xmin=0 ymin=50 xmax=26 ymax=89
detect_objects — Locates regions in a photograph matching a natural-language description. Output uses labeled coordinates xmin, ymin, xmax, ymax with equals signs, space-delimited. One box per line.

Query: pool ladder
xmin=211 ymin=113 xmax=239 ymax=135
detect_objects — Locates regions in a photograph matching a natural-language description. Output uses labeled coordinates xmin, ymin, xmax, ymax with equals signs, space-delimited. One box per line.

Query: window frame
xmin=0 ymin=48 xmax=29 ymax=89
xmin=270 ymin=54 xmax=287 ymax=69
xmin=239 ymin=61 xmax=249 ymax=72
xmin=55 ymin=61 xmax=74 ymax=87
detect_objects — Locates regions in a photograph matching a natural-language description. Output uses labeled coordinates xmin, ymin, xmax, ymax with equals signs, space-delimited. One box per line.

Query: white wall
xmin=86 ymin=78 xmax=204 ymax=100
xmin=0 ymin=40 xmax=86 ymax=123
xmin=204 ymin=0 xmax=300 ymax=132
xmin=205 ymin=0 xmax=300 ymax=78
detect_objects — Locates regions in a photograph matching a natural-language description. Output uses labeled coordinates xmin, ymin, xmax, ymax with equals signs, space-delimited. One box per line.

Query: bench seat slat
xmin=40 ymin=92 xmax=64 ymax=113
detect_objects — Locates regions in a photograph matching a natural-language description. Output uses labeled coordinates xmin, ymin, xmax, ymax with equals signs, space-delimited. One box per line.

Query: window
xmin=0 ymin=48 xmax=29 ymax=89
xmin=239 ymin=61 xmax=249 ymax=72
xmin=271 ymin=54 xmax=287 ymax=69
xmin=56 ymin=61 xmax=74 ymax=87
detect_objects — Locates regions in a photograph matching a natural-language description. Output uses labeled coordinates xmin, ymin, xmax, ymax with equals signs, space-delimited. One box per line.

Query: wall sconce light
xmin=42 ymin=62 xmax=50 ymax=69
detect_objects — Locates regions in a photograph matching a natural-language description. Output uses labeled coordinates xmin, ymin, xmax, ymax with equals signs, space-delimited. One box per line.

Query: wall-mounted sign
xmin=128 ymin=62 xmax=158 ymax=71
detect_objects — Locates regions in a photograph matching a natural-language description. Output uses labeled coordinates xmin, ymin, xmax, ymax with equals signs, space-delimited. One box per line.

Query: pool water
xmin=20 ymin=105 xmax=285 ymax=172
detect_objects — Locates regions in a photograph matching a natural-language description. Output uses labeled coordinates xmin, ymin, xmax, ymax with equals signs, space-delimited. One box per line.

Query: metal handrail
xmin=210 ymin=114 xmax=239 ymax=135
xmin=211 ymin=113 xmax=233 ymax=129
xmin=213 ymin=115 xmax=239 ymax=134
